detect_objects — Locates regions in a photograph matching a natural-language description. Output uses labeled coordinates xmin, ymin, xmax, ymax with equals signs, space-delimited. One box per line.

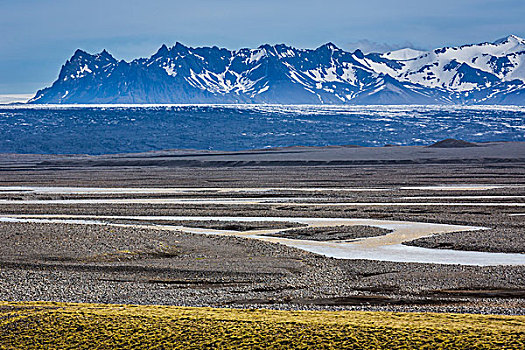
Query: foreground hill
xmin=29 ymin=36 xmax=525 ymax=105
xmin=1 ymin=302 xmax=523 ymax=349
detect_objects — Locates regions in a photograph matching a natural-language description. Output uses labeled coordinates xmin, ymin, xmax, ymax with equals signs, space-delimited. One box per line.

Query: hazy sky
xmin=1 ymin=0 xmax=524 ymax=94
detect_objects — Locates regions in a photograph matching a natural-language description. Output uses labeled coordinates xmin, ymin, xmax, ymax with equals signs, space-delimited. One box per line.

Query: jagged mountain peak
xmin=68 ymin=48 xmax=116 ymax=63
xmin=317 ymin=42 xmax=340 ymax=51
xmin=71 ymin=49 xmax=90 ymax=59
xmin=97 ymin=49 xmax=116 ymax=60
xmin=155 ymin=44 xmax=170 ymax=56
xmin=173 ymin=41 xmax=188 ymax=49
xmin=256 ymin=43 xmax=279 ymax=54
xmin=353 ymin=49 xmax=365 ymax=59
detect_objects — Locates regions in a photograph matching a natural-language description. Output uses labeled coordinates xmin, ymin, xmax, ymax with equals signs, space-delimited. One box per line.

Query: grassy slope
xmin=0 ymin=301 xmax=524 ymax=349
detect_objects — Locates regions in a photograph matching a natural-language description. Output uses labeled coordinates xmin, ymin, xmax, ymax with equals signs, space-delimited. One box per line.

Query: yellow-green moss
xmin=0 ymin=301 xmax=524 ymax=349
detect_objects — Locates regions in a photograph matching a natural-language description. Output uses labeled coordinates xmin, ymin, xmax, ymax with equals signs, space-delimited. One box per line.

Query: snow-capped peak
xmin=494 ymin=34 xmax=525 ymax=46
xmin=382 ymin=48 xmax=426 ymax=60
xmin=486 ymin=34 xmax=525 ymax=55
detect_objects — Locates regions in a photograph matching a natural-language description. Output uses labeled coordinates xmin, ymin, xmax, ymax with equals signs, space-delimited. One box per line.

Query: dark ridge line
xmin=114 ymin=150 xmax=310 ymax=159
xmin=0 ymin=260 xmax=278 ymax=277
xmin=34 ymin=158 xmax=525 ymax=168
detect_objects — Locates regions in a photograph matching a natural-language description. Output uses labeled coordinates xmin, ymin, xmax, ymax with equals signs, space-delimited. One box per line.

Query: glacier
xmin=1 ymin=104 xmax=524 ymax=154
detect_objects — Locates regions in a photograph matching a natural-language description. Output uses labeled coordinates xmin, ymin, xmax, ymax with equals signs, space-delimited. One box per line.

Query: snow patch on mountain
xmin=382 ymin=48 xmax=425 ymax=60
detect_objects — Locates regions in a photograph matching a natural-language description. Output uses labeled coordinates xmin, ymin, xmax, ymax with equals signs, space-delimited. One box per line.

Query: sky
xmin=1 ymin=0 xmax=524 ymax=95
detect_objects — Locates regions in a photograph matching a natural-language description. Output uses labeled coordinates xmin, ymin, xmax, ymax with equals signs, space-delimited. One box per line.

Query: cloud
xmin=344 ymin=39 xmax=427 ymax=54
xmin=0 ymin=94 xmax=33 ymax=104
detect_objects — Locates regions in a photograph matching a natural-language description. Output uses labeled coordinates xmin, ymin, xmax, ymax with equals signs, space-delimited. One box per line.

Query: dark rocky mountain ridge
xmin=29 ymin=36 xmax=525 ymax=105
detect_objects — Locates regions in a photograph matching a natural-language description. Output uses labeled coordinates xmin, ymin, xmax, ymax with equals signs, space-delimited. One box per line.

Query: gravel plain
xmin=1 ymin=221 xmax=524 ymax=315
xmin=0 ymin=146 xmax=524 ymax=314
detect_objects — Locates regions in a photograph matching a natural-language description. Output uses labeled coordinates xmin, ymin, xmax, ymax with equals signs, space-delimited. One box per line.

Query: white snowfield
xmin=382 ymin=48 xmax=426 ymax=61
xmin=374 ymin=35 xmax=525 ymax=91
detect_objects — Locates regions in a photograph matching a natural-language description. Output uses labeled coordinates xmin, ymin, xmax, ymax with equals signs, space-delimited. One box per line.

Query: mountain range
xmin=29 ymin=35 xmax=525 ymax=105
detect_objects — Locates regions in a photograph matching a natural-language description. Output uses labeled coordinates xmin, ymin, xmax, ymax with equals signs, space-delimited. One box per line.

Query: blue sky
xmin=1 ymin=0 xmax=524 ymax=94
